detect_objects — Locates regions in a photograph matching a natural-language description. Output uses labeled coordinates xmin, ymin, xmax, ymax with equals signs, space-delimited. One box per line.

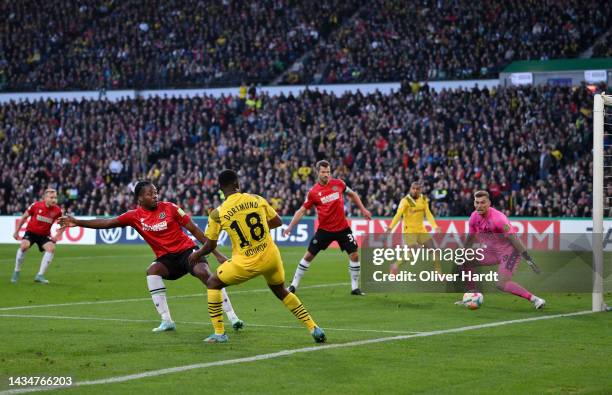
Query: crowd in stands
xmin=0 ymin=0 xmax=112 ymax=91
xmin=287 ymin=0 xmax=612 ymax=84
xmin=1 ymin=0 xmax=359 ymax=91
xmin=592 ymin=33 xmax=612 ymax=57
xmin=1 ymin=0 xmax=610 ymax=91
xmin=0 ymin=82 xmax=602 ymax=219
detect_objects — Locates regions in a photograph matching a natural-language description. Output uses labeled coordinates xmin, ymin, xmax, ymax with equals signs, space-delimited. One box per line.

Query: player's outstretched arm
xmin=282 ymin=206 xmax=307 ymax=236
xmin=189 ymin=239 xmax=217 ymax=265
xmin=13 ymin=211 xmax=30 ymax=240
xmin=182 ymin=218 xmax=227 ymax=263
xmin=346 ymin=188 xmax=372 ymax=219
xmin=58 ymin=215 xmax=121 ymax=229
xmin=52 ymin=221 xmax=67 ymax=242
xmin=211 ymin=249 xmax=228 ymax=264
xmin=506 ymin=233 xmax=541 ymax=274
xmin=183 ymin=218 xmax=208 ymax=245
xmin=268 ymin=215 xmax=283 ymax=230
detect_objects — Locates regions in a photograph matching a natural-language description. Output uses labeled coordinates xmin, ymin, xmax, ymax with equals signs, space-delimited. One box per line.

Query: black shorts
xmin=308 ymin=227 xmax=358 ymax=256
xmin=154 ymin=247 xmax=207 ymax=280
xmin=23 ymin=231 xmax=54 ymax=252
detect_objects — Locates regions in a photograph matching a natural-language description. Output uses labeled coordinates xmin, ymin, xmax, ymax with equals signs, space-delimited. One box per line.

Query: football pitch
xmin=1 ymin=245 xmax=611 ymax=394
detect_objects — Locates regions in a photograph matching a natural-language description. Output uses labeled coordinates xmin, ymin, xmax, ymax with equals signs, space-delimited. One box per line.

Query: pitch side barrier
xmin=1 ymin=216 xmax=611 ymax=249
xmin=0 ymin=80 xmax=500 ymax=104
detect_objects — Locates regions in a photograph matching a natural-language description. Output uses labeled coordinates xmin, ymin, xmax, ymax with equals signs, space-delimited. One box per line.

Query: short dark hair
xmin=134 ymin=180 xmax=153 ymax=200
xmin=315 ymin=160 xmax=330 ymax=170
xmin=218 ymin=169 xmax=239 ymax=188
xmin=410 ymin=182 xmax=422 ymax=188
xmin=474 ymin=190 xmax=490 ymax=200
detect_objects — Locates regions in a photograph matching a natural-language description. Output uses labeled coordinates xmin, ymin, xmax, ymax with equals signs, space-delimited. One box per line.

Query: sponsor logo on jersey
xmin=36 ymin=215 xmax=53 ymax=224
xmin=320 ymin=192 xmax=340 ymax=204
xmin=100 ymin=228 xmax=122 ymax=244
xmin=140 ymin=220 xmax=168 ymax=232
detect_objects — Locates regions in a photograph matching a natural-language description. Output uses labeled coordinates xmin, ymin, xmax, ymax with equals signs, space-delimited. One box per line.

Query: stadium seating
xmin=1 ymin=0 xmax=360 ymax=91
xmin=0 ymin=0 xmax=109 ymax=91
xmin=1 ymin=0 xmax=610 ymax=91
xmin=592 ymin=34 xmax=612 ymax=58
xmin=291 ymin=0 xmax=612 ymax=84
xmin=0 ymin=83 xmax=600 ymax=218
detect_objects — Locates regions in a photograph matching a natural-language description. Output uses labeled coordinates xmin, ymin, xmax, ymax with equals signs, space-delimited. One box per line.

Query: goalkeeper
xmin=461 ymin=190 xmax=545 ymax=309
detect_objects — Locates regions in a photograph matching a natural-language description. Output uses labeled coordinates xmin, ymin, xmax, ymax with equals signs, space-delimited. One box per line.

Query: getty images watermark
xmin=371 ymin=244 xmax=498 ymax=283
xmin=360 ymin=232 xmax=608 ymax=293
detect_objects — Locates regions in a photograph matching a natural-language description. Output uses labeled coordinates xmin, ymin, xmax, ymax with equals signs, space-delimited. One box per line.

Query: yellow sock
xmin=207 ymin=289 xmax=224 ymax=335
xmin=433 ymin=260 xmax=442 ymax=274
xmin=282 ymin=292 xmax=317 ymax=332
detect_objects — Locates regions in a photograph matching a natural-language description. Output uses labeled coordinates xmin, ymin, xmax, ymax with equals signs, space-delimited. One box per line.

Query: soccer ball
xmin=462 ymin=292 xmax=483 ymax=310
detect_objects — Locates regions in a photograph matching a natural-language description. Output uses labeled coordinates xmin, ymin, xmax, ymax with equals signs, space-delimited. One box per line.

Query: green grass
xmin=0 ymin=244 xmax=611 ymax=394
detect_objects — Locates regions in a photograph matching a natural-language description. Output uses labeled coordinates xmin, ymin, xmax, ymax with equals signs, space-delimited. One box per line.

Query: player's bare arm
xmin=283 ymin=206 xmax=307 ymax=236
xmin=182 ymin=219 xmax=227 ymax=264
xmin=58 ymin=215 xmax=122 ymax=229
xmin=183 ymin=218 xmax=208 ymax=245
xmin=506 ymin=233 xmax=541 ymax=274
xmin=346 ymin=187 xmax=372 ymax=219
xmin=506 ymin=233 xmax=527 ymax=255
xmin=211 ymin=250 xmax=228 ymax=264
xmin=52 ymin=221 xmax=67 ymax=242
xmin=13 ymin=211 xmax=30 ymax=240
xmin=268 ymin=215 xmax=283 ymax=230
xmin=188 ymin=239 xmax=218 ymax=265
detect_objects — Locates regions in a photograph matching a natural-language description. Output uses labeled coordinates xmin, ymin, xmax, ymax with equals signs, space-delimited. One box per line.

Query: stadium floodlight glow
xmin=592 ymin=93 xmax=612 ymax=312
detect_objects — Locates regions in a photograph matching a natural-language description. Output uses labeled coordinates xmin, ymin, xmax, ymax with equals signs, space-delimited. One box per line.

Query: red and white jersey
xmin=117 ymin=201 xmax=195 ymax=258
xmin=303 ymin=178 xmax=349 ymax=232
xmin=26 ymin=201 xmax=62 ymax=237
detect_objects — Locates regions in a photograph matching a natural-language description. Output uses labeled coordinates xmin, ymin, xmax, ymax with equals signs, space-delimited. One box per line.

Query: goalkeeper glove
xmin=521 ymin=251 xmax=541 ymax=274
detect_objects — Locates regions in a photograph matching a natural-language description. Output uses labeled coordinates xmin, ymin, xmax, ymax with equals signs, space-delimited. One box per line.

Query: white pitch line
xmin=0 ymin=310 xmax=596 ymax=395
xmin=0 ymin=254 xmax=151 ymax=264
xmin=0 ymin=250 xmax=308 ymax=264
xmin=0 ymin=282 xmax=349 ymax=312
xmin=0 ymin=310 xmax=594 ymax=395
xmin=0 ymin=314 xmax=419 ymax=335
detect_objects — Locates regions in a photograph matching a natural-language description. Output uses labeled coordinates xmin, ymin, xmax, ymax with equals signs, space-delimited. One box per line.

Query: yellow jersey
xmin=388 ymin=194 xmax=438 ymax=233
xmin=205 ymin=193 xmax=278 ymax=264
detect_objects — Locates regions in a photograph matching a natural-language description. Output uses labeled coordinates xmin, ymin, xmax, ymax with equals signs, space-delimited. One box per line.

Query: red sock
xmin=502 ymin=281 xmax=532 ymax=301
